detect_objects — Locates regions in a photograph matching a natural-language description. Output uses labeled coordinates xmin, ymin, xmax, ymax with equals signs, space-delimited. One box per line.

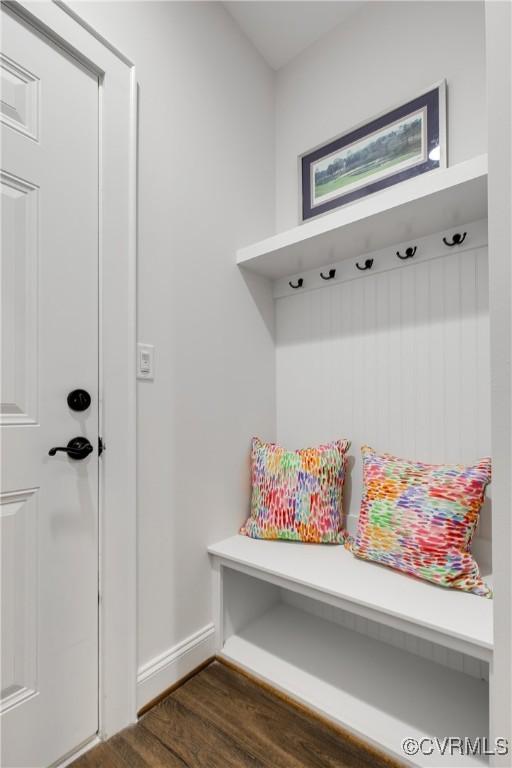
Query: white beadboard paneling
xmin=276 ymin=245 xmax=491 ymax=562
xmin=281 ymin=591 xmax=489 ymax=682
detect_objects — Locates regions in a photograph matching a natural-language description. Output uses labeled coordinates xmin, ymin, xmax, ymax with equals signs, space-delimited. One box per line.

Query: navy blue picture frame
xmin=300 ymin=83 xmax=445 ymax=222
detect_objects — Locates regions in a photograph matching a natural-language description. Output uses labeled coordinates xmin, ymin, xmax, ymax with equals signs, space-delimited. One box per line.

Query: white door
xmin=1 ymin=6 xmax=99 ymax=766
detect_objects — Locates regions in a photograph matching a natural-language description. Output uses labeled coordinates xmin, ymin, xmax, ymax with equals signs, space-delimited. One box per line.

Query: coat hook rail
xmin=356 ymin=258 xmax=374 ymax=271
xmin=443 ymin=232 xmax=467 ymax=247
xmin=396 ymin=246 xmax=417 ymax=260
xmin=275 ymin=220 xmax=487 ymax=299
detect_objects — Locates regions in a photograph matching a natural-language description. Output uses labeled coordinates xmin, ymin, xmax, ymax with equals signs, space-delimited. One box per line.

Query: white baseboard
xmin=52 ymin=736 xmax=100 ymax=768
xmin=136 ymin=623 xmax=216 ymax=710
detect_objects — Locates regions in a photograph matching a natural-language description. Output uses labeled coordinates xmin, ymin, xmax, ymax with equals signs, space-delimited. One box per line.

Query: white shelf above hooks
xmin=237 ymin=155 xmax=488 ymax=282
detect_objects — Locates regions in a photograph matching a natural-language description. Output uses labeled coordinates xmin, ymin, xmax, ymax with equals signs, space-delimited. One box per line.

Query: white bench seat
xmin=208 ymin=535 xmax=493 ymax=661
xmin=209 ymin=535 xmax=492 ymax=765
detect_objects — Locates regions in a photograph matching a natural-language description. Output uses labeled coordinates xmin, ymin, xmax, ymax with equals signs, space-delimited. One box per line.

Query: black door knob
xmin=48 ymin=436 xmax=94 ymax=460
xmin=67 ymin=389 xmax=91 ymax=412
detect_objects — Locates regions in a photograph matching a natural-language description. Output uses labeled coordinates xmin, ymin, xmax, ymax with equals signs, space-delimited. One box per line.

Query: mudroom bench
xmin=208 ymin=535 xmax=493 ymax=767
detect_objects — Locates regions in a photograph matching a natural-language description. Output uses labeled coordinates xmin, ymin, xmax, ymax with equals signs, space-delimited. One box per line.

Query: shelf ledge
xmin=237 ymin=155 xmax=488 ymax=281
xmin=221 ymin=603 xmax=488 ymax=767
xmin=208 ymin=535 xmax=493 ymax=661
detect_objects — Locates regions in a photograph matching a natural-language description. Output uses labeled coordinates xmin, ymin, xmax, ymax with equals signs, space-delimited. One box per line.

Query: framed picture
xmin=299 ymin=81 xmax=446 ymax=222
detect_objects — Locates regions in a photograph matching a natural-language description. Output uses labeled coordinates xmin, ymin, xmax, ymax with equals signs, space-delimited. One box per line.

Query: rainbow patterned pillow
xmin=240 ymin=437 xmax=350 ymax=544
xmin=350 ymin=446 xmax=492 ymax=597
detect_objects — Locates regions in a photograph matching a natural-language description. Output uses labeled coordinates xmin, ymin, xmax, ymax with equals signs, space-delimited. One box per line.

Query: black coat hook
xmin=443 ymin=232 xmax=467 ymax=247
xmin=356 ymin=258 xmax=374 ymax=271
xmin=320 ymin=268 xmax=336 ymax=280
xmin=289 ymin=278 xmax=304 ymax=289
xmin=396 ymin=246 xmax=417 ymax=260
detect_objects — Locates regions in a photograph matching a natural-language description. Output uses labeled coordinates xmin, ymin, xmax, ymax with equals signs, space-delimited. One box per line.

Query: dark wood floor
xmin=72 ymin=661 xmax=400 ymax=768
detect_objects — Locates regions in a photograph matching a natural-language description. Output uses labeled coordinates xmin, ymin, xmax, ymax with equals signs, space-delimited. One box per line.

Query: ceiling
xmin=223 ymin=1 xmax=364 ymax=70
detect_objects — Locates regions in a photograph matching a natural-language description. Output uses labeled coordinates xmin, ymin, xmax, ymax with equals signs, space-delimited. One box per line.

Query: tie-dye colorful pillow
xmin=240 ymin=437 xmax=350 ymax=544
xmin=350 ymin=446 xmax=492 ymax=597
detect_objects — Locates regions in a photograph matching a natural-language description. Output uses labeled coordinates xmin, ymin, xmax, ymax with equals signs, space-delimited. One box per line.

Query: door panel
xmin=0 ymin=489 xmax=38 ymax=713
xmin=1 ymin=170 xmax=38 ymax=424
xmin=1 ymin=7 xmax=99 ymax=766
xmin=0 ymin=52 xmax=39 ymax=142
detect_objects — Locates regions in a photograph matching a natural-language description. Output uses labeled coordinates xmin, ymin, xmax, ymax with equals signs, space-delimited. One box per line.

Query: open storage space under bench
xmin=209 ymin=535 xmax=493 ymax=767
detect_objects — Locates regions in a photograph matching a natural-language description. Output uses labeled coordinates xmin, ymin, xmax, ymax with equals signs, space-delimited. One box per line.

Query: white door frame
xmin=3 ymin=0 xmax=138 ymax=744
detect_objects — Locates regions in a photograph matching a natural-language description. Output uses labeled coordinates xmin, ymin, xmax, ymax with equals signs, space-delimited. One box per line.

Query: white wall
xmin=275 ymin=0 xmax=487 ymax=230
xmin=70 ymin=1 xmax=276 ymax=706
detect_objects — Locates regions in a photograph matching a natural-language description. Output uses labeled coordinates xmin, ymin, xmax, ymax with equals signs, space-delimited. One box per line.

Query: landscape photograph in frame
xmin=300 ymin=82 xmax=446 ymax=221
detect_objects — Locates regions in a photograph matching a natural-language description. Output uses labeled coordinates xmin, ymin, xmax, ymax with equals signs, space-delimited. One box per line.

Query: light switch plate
xmin=137 ymin=343 xmax=154 ymax=380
